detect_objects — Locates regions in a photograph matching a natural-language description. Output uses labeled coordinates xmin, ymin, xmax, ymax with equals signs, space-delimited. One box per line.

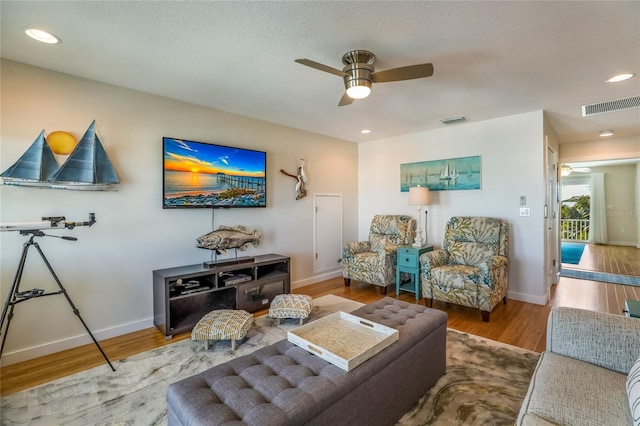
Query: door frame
xmin=545 ymin=141 xmax=560 ymax=297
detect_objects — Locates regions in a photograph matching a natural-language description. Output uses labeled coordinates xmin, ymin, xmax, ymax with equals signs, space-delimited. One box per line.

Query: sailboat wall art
xmin=400 ymin=155 xmax=481 ymax=192
xmin=1 ymin=120 xmax=119 ymax=191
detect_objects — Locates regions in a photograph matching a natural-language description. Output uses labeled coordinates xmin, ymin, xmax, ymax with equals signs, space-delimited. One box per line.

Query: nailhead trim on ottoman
xmin=269 ymin=294 xmax=313 ymax=325
xmin=191 ymin=309 xmax=253 ymax=351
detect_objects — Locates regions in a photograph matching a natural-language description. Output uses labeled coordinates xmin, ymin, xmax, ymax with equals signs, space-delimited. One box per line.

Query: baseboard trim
xmin=292 ymin=269 xmax=342 ymax=289
xmin=0 ymin=318 xmax=153 ymax=367
xmin=507 ymin=290 xmax=547 ymax=306
xmin=606 ymin=240 xmax=638 ymax=247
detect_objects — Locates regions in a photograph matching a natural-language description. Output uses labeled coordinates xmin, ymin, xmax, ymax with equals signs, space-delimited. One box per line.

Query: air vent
xmin=582 ymin=96 xmax=640 ymax=116
xmin=440 ymin=116 xmax=468 ymax=125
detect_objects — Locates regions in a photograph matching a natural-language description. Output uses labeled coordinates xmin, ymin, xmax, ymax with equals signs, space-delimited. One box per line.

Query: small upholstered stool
xmin=191 ymin=309 xmax=253 ymax=351
xmin=269 ymin=294 xmax=313 ymax=325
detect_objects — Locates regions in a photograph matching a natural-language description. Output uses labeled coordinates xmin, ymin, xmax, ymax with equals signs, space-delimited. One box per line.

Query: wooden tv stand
xmin=153 ymin=254 xmax=290 ymax=338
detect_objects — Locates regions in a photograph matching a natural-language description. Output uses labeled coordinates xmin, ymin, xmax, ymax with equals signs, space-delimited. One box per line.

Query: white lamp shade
xmin=408 ymin=186 xmax=430 ymax=205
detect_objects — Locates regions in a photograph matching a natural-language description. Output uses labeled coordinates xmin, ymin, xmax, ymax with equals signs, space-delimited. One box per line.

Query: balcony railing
xmin=561 ymin=219 xmax=589 ymax=242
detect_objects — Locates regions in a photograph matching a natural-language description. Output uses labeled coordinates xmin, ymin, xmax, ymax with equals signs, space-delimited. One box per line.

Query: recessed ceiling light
xmin=606 ymin=73 xmax=634 ymax=83
xmin=599 ymin=130 xmax=614 ymax=137
xmin=360 ymin=129 xmax=371 ymax=134
xmin=24 ymin=28 xmax=61 ymax=44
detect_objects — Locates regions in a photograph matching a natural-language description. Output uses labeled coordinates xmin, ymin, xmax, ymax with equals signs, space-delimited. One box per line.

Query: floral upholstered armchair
xmin=343 ymin=215 xmax=416 ymax=295
xmin=420 ymin=216 xmax=509 ymax=322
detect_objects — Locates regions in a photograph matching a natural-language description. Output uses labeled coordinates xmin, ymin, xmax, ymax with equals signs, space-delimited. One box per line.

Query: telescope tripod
xmin=0 ymin=231 xmax=115 ymax=371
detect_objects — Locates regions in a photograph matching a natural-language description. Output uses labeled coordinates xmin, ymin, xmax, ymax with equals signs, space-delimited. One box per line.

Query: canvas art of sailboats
xmin=1 ymin=121 xmax=119 ymax=190
xmin=400 ymin=155 xmax=481 ymax=192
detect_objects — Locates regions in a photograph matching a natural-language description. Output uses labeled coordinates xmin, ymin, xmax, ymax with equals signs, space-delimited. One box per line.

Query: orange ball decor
xmin=46 ymin=131 xmax=77 ymax=155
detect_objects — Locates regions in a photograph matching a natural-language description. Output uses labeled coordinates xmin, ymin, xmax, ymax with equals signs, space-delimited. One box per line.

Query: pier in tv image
xmin=163 ymin=137 xmax=266 ymax=208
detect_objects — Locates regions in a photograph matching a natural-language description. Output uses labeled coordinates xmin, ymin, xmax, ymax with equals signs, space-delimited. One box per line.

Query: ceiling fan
xmin=295 ymin=50 xmax=434 ymax=106
xmin=560 ymin=164 xmax=592 ymax=177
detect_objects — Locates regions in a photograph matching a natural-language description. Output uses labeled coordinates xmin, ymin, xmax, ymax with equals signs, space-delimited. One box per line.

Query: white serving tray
xmin=287 ymin=311 xmax=399 ymax=371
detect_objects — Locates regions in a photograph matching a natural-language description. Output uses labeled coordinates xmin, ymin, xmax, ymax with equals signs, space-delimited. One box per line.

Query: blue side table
xmin=396 ymin=245 xmax=433 ymax=300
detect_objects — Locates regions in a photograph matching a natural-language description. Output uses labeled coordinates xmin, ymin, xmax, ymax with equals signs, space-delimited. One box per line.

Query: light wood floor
xmin=1 ymin=244 xmax=639 ymax=396
xmin=565 ymin=242 xmax=640 ymax=276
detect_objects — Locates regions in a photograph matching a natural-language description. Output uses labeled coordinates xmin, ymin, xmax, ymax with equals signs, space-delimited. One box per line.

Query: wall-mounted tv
xmin=163 ymin=137 xmax=266 ymax=209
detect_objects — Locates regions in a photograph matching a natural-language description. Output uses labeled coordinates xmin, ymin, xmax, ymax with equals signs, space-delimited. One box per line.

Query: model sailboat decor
xmin=1 ymin=121 xmax=119 ymax=190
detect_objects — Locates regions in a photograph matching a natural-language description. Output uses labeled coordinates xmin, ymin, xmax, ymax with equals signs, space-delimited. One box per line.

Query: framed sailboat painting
xmin=400 ymin=155 xmax=481 ymax=192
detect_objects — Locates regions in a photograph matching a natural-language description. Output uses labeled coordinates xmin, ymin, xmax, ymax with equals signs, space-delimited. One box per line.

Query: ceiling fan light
xmin=560 ymin=164 xmax=572 ymax=177
xmin=346 ymin=83 xmax=371 ymax=99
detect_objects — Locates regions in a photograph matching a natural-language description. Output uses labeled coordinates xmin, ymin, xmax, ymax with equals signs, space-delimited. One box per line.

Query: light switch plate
xmin=519 ymin=207 xmax=531 ymax=216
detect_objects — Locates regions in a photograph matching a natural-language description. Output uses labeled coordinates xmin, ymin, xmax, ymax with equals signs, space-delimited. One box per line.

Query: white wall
xmin=358 ymin=111 xmax=547 ymax=305
xmin=0 ymin=60 xmax=359 ymax=365
xmin=596 ymin=164 xmax=637 ymax=246
xmin=560 ymin=136 xmax=640 ymax=163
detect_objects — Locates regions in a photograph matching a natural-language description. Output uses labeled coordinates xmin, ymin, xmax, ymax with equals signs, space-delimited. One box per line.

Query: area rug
xmin=561 ymin=242 xmax=585 ymax=264
xmin=560 ymin=268 xmax=640 ymax=287
xmin=0 ymin=295 xmax=540 ymax=425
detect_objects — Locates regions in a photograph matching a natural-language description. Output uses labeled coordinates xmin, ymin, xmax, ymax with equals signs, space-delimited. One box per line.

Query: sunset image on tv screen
xmin=163 ymin=137 xmax=266 ymax=208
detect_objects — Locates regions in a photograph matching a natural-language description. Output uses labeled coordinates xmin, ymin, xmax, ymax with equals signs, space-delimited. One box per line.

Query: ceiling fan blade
xmin=372 ymin=63 xmax=434 ymax=83
xmin=338 ymin=92 xmax=354 ymax=106
xmin=295 ymin=59 xmax=347 ymax=78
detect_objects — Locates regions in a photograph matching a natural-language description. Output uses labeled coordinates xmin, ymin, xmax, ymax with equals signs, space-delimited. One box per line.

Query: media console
xmin=153 ymin=254 xmax=290 ymax=338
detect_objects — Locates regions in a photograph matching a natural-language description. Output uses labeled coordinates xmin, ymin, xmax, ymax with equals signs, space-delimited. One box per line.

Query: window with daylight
xmin=561 ymin=183 xmax=590 ymax=242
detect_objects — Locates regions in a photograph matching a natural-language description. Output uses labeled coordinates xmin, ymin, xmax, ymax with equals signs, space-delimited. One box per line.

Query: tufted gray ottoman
xmin=167 ymin=297 xmax=447 ymax=426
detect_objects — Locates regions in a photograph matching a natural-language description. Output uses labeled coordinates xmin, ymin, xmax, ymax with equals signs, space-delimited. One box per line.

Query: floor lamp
xmin=408 ymin=186 xmax=430 ymax=247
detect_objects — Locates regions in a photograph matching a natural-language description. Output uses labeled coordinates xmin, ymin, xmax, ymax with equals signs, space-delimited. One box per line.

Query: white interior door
xmin=314 ymin=194 xmax=342 ymax=273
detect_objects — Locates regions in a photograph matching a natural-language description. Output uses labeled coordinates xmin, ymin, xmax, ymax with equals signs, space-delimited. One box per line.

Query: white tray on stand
xmin=287 ymin=311 xmax=399 ymax=371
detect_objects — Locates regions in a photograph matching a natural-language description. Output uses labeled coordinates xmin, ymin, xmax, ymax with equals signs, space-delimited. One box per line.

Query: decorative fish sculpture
xmin=196 ymin=225 xmax=261 ymax=255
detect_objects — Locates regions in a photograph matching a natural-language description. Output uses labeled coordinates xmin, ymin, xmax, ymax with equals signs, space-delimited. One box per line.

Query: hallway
xmin=558 ymin=243 xmax=640 ymax=315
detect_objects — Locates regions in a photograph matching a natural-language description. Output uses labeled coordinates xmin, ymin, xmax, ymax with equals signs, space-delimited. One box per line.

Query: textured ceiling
xmin=1 ymin=1 xmax=639 ymax=144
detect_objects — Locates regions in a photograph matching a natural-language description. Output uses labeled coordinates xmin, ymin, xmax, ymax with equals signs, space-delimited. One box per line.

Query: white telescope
xmin=0 ymin=213 xmax=96 ymax=232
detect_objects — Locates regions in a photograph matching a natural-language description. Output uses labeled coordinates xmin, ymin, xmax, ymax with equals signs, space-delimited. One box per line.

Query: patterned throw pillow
xmin=627 ymin=355 xmax=640 ymax=426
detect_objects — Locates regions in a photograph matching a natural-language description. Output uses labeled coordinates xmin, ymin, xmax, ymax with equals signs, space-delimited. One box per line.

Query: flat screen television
xmin=163 ymin=137 xmax=266 ymax=208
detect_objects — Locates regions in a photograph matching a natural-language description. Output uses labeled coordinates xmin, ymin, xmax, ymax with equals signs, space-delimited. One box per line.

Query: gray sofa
xmin=167 ymin=297 xmax=447 ymax=425
xmin=517 ymin=306 xmax=640 ymax=426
